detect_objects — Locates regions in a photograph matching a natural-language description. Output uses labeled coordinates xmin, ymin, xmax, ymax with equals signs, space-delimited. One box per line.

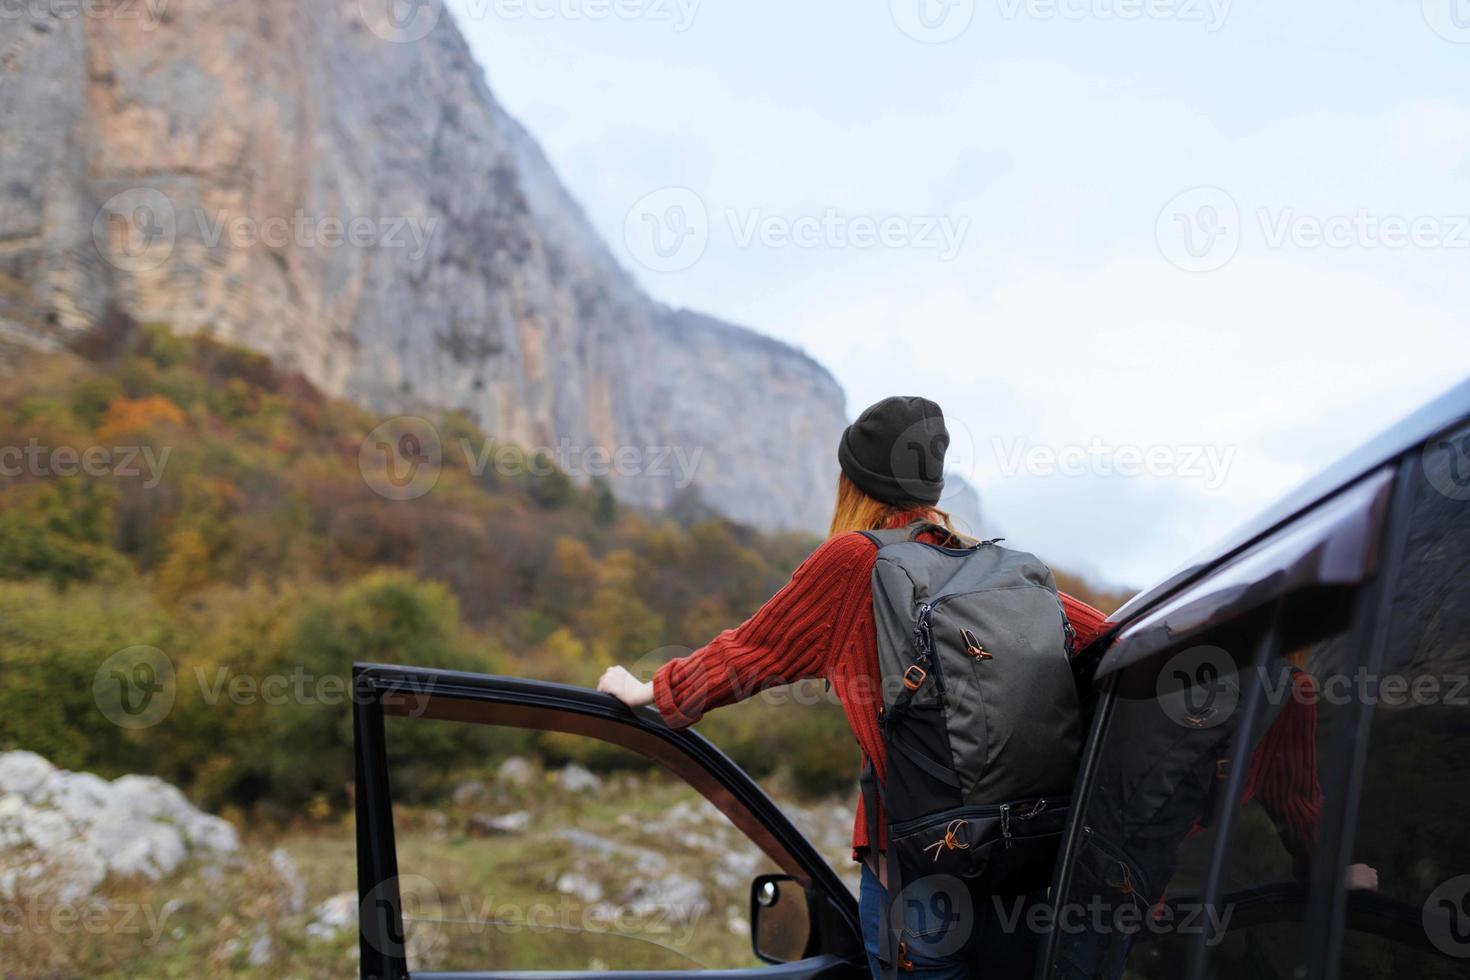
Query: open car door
xmin=353 ymin=664 xmax=866 ymax=980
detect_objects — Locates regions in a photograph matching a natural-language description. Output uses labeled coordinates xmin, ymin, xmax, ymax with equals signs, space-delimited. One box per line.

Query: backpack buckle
xmin=902 ymin=664 xmax=927 ymax=692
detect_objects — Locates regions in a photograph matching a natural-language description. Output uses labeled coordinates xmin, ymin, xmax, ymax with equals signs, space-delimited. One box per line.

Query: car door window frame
xmin=351 ymin=664 xmax=864 ymax=980
xmin=1303 ymin=452 xmax=1439 ymax=979
xmin=1039 ymin=465 xmax=1401 ymax=979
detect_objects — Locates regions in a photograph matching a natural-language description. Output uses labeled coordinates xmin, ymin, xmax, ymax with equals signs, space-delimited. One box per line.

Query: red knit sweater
xmin=652 ymin=525 xmax=1110 ymax=856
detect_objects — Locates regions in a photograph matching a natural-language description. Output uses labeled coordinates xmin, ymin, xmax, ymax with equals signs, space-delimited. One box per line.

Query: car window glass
xmin=1052 ymin=592 xmax=1360 ymax=980
xmin=1336 ymin=433 xmax=1470 ymax=978
xmin=380 ymin=713 xmax=811 ymax=972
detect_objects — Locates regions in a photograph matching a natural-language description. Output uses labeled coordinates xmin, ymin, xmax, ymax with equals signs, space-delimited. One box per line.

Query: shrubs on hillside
xmin=0 ymin=323 xmax=1132 ymax=820
xmin=0 ymin=325 xmax=845 ymax=816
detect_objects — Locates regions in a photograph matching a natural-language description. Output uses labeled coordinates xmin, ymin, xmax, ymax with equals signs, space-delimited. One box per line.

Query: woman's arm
xmin=598 ymin=532 xmax=876 ymax=727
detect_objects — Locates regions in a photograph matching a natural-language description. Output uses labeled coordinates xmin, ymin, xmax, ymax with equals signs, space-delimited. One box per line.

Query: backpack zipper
xmin=888 ymin=797 xmax=1063 ymax=837
xmin=913 ymin=602 xmax=946 ymax=695
xmin=921 ymin=589 xmax=1075 ymax=662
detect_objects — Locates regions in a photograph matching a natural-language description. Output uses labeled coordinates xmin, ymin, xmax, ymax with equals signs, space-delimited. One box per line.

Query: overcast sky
xmin=443 ymin=0 xmax=1470 ymax=588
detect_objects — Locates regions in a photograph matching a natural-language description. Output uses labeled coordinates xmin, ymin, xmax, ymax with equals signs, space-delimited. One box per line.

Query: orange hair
xmin=828 ymin=472 xmax=959 ymax=538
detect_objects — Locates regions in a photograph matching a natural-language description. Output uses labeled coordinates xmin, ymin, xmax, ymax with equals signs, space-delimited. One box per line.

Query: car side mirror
xmin=750 ymin=873 xmax=812 ymax=964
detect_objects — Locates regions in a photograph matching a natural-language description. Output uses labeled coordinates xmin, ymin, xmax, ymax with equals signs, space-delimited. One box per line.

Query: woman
xmin=599 ymin=396 xmax=1109 ymax=979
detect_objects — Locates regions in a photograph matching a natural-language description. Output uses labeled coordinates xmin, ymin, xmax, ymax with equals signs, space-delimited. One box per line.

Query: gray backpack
xmin=858 ymin=522 xmax=1083 ymax=971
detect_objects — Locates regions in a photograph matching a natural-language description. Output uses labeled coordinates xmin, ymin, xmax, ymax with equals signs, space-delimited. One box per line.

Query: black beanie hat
xmin=838 ymin=396 xmax=949 ymax=506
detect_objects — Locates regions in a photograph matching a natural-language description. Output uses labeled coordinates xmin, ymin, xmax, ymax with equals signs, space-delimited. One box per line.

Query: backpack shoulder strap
xmin=856 ymin=527 xmax=910 ymax=549
xmin=859 ymin=522 xmax=979 ymax=551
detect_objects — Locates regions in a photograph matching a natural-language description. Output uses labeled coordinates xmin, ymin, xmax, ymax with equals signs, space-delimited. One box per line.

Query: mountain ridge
xmin=0 ymin=0 xmax=852 ymax=532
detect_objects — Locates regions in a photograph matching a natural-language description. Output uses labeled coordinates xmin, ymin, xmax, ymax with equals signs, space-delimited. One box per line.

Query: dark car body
xmin=356 ymin=378 xmax=1470 ymax=980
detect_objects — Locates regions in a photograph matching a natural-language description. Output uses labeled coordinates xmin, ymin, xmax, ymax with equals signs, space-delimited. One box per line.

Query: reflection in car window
xmin=1338 ymin=435 xmax=1470 ymax=978
xmin=1052 ymin=599 xmax=1356 ymax=979
xmin=381 ymin=716 xmax=804 ymax=972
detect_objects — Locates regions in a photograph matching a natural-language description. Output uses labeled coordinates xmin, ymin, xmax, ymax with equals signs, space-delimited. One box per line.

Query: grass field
xmin=2 ymin=766 xmax=858 ymax=978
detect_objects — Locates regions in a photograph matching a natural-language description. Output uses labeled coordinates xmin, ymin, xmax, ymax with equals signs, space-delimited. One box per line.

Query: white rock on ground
xmin=556 ymin=870 xmax=605 ymax=904
xmin=271 ymin=847 xmax=307 ymax=915
xmin=469 ymin=810 xmax=531 ymax=836
xmin=0 ymin=751 xmax=240 ymax=902
xmin=557 ymin=763 xmax=602 ymax=793
xmin=624 ymin=871 xmax=710 ymax=924
xmin=306 ymin=891 xmax=359 ymax=940
xmin=496 ymin=756 xmax=537 ymax=789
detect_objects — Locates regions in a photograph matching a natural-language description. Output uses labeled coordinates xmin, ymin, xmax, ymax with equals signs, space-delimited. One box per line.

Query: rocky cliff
xmin=0 ymin=0 xmax=849 ymax=532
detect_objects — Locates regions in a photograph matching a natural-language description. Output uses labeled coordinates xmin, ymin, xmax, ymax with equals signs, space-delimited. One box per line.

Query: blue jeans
xmin=858 ymin=863 xmax=1041 ymax=980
